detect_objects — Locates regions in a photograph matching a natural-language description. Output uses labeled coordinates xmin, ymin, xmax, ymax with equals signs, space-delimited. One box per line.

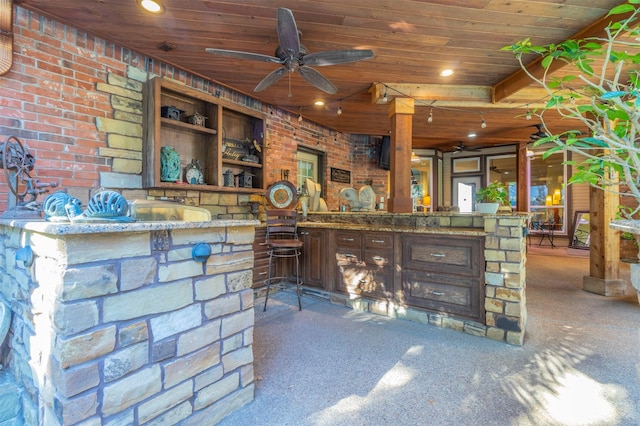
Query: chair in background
xmin=263 ymin=209 xmax=304 ymax=311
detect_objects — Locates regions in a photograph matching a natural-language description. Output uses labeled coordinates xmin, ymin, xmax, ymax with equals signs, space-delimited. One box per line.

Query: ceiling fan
xmin=529 ymin=123 xmax=548 ymax=141
xmin=205 ymin=8 xmax=374 ymax=95
xmin=451 ymin=141 xmax=481 ymax=154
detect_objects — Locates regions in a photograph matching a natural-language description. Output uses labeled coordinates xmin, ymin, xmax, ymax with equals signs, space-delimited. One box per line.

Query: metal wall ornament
xmin=0 ymin=135 xmax=57 ymax=219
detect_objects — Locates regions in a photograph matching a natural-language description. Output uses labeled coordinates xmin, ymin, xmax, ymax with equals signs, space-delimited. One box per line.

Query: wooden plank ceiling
xmin=15 ymin=0 xmax=627 ymax=152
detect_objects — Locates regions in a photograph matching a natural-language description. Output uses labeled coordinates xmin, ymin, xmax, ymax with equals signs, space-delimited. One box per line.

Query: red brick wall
xmin=0 ymin=6 xmax=387 ymax=212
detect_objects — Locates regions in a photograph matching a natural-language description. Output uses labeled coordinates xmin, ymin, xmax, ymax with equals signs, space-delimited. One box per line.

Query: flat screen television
xmin=378 ymin=136 xmax=391 ymax=170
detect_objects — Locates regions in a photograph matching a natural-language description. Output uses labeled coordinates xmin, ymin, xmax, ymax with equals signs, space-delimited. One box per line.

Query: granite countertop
xmin=0 ymin=218 xmax=260 ymax=235
xmin=295 ymin=221 xmax=486 ymax=236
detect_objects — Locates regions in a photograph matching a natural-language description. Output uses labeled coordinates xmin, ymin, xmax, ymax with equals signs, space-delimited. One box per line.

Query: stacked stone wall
xmin=0 ymin=223 xmax=256 ymax=424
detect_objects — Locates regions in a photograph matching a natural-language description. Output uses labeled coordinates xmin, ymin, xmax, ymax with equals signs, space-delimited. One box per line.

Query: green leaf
xmin=609 ymin=4 xmax=635 ymax=15
xmin=541 ymin=55 xmax=553 ymax=69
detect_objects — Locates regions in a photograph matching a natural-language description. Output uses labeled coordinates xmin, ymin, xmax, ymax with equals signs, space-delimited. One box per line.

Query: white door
xmin=452 ymin=176 xmax=482 ymax=213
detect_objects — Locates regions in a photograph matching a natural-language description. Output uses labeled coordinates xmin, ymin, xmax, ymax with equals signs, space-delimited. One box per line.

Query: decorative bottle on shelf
xmin=160 ymin=146 xmax=181 ymax=182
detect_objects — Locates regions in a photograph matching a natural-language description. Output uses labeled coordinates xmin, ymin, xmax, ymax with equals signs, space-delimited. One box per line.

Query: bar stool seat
xmin=263 ymin=209 xmax=304 ymax=311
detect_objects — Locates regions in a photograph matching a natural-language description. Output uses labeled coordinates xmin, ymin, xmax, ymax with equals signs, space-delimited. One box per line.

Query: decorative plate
xmin=266 ymin=180 xmax=297 ymax=209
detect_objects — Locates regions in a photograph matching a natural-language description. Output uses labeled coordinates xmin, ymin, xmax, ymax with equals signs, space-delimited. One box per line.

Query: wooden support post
xmin=583 ymin=185 xmax=627 ymax=295
xmin=516 ymin=142 xmax=529 ymax=212
xmin=388 ymin=98 xmax=414 ymax=213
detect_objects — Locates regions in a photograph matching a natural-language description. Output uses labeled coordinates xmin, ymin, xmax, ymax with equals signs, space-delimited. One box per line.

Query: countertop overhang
xmin=0 ymin=218 xmax=260 ymax=235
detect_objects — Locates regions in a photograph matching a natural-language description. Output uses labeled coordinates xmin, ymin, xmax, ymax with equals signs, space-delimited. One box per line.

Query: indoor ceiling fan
xmin=452 ymin=141 xmax=481 ymax=154
xmin=205 ymin=8 xmax=374 ymax=95
xmin=529 ymin=123 xmax=548 ymax=141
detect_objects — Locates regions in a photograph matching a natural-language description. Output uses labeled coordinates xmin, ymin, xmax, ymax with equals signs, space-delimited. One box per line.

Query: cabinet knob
xmin=430 ymin=253 xmax=445 ymax=258
xmin=371 ymin=239 xmax=385 ymax=243
xmin=430 ymin=290 xmax=445 ymax=297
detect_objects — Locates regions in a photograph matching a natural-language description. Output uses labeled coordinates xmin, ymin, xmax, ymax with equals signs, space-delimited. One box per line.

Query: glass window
xmin=487 ymin=155 xmax=517 ymax=208
xmin=297 ymin=149 xmax=322 ymax=194
xmin=529 ymin=149 xmax=566 ymax=233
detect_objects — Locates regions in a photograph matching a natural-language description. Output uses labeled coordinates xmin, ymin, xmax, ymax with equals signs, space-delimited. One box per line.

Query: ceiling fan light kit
xmin=205 ymin=8 xmax=374 ymax=95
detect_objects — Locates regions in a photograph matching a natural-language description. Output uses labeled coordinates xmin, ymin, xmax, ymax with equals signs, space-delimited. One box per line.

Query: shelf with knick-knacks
xmin=143 ymin=76 xmax=265 ymax=192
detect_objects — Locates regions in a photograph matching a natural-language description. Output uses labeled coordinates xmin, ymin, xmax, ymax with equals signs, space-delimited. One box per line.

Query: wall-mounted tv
xmin=378 ymin=136 xmax=391 ymax=170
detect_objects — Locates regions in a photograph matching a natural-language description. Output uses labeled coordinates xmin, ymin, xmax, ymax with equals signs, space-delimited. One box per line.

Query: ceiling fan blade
xmin=297 ymin=66 xmax=338 ymax=94
xmin=205 ymin=48 xmax=281 ymax=64
xmin=277 ymin=8 xmax=300 ymax=57
xmin=302 ymin=49 xmax=375 ymax=67
xmin=254 ymin=67 xmax=288 ymax=92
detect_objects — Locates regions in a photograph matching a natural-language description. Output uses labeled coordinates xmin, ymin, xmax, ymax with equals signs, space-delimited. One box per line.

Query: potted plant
xmin=476 ymin=181 xmax=507 ymax=214
xmin=502 ymin=0 xmax=640 ymax=299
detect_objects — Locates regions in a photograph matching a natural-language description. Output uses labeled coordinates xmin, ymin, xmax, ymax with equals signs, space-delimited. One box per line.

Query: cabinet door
xmin=401 ymin=234 xmax=485 ymax=322
xmin=402 ymin=270 xmax=483 ymax=321
xmin=299 ymin=228 xmax=326 ymax=289
xmin=252 ymin=228 xmax=269 ymax=288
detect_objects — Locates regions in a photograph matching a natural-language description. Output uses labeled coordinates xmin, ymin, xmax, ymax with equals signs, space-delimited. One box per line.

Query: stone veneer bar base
xmin=0 ymin=219 xmax=258 ymax=425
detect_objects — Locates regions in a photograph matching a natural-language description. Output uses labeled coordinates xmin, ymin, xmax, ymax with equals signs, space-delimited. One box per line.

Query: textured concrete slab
xmin=220 ymin=248 xmax=640 ymax=425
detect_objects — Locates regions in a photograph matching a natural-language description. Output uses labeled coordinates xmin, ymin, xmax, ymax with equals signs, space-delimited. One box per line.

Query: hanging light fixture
xmin=480 ymin=113 xmax=487 ymax=129
xmin=526 ymin=105 xmax=532 ymax=120
xmin=337 ymin=105 xmax=342 ymax=115
xmin=427 ymin=108 xmax=433 ymax=123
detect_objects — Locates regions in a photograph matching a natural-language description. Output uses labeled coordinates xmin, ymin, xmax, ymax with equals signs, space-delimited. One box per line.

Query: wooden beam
xmin=370 ymin=83 xmax=550 ymax=108
xmin=493 ymin=6 xmax=630 ymax=102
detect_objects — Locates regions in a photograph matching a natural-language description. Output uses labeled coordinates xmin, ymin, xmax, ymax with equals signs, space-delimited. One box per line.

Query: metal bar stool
xmin=263 ymin=209 xmax=304 ymax=311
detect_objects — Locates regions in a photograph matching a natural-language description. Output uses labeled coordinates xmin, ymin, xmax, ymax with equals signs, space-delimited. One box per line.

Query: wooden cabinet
xmin=143 ymin=77 xmax=265 ymax=192
xmin=299 ymin=227 xmax=327 ymax=289
xmin=401 ymin=234 xmax=484 ymax=322
xmin=335 ymin=230 xmax=394 ymax=299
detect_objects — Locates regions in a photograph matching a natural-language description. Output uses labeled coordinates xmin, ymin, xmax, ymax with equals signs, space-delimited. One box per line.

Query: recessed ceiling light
xmin=468 ymin=133 xmax=477 ymax=138
xmin=138 ymin=0 xmax=165 ymax=13
xmin=314 ymin=100 xmax=325 ymax=106
xmin=440 ymin=69 xmax=454 ymax=77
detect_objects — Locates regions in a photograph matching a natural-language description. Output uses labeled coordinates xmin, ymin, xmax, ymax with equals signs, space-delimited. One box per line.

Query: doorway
xmin=452 ymin=176 xmax=482 ymax=213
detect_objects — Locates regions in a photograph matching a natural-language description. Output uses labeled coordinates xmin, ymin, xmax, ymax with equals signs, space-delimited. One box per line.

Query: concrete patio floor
xmin=219 ymin=246 xmax=640 ymax=426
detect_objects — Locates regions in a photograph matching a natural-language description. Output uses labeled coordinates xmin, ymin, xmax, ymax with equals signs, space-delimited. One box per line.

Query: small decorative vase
xmin=160 ymin=146 xmax=181 ymax=182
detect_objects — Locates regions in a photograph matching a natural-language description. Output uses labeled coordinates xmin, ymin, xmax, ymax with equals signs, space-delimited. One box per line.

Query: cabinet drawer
xmin=363 ymin=232 xmax=393 ymax=249
xmin=402 ymin=235 xmax=482 ymax=277
xmin=363 ymin=249 xmax=392 ymax=267
xmin=402 ymin=269 xmax=483 ymax=321
xmin=336 ymin=248 xmax=362 ymax=265
xmin=336 ymin=231 xmax=361 ymax=248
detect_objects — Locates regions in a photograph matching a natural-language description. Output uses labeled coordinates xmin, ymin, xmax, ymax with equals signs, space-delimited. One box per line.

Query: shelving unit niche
xmin=143 ymin=77 xmax=265 ymax=192
xmin=221 ymin=108 xmax=264 ymax=190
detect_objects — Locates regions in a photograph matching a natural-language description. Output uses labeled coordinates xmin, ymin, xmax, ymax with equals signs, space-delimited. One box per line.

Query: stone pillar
xmin=388 ymin=98 xmax=414 ymax=213
xmin=583 ymin=185 xmax=627 ymax=295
